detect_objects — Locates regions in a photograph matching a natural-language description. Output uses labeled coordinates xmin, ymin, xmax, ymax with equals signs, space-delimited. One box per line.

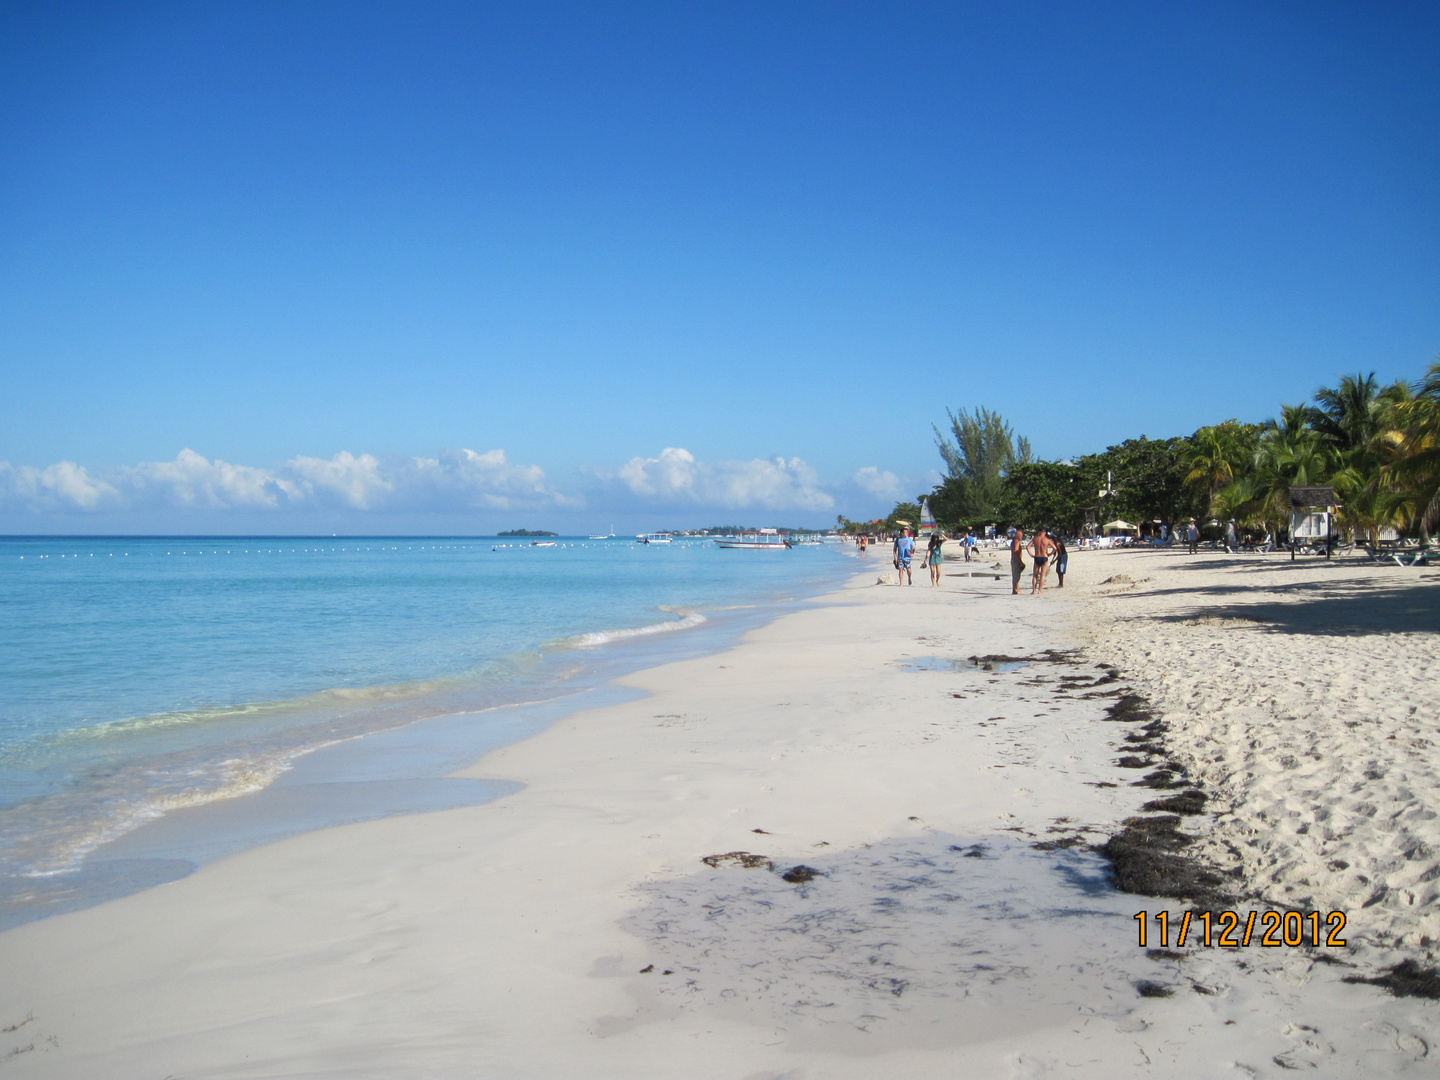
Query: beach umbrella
xmin=1102 ymin=519 xmax=1139 ymax=535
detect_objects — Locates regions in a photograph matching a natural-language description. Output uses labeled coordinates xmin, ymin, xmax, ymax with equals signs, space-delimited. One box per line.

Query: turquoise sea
xmin=0 ymin=535 xmax=855 ymax=928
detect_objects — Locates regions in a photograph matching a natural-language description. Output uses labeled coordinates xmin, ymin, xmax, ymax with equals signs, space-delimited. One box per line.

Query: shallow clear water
xmin=0 ymin=536 xmax=855 ymax=891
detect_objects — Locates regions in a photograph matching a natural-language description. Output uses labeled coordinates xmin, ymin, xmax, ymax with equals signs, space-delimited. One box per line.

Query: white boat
xmin=636 ymin=533 xmax=673 ymax=544
xmin=714 ymin=529 xmax=791 ymax=550
xmin=530 ymin=541 xmax=557 ymax=547
xmin=589 ymin=525 xmax=616 ymax=539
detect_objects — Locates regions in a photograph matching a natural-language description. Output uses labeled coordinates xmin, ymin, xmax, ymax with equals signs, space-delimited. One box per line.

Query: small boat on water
xmin=636 ymin=533 xmax=673 ymax=544
xmin=530 ymin=541 xmax=557 ymax=547
xmin=589 ymin=525 xmax=616 ymax=539
xmin=714 ymin=529 xmax=791 ymax=550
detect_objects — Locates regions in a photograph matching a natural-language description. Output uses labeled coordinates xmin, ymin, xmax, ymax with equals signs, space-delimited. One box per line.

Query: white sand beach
xmin=2 ymin=548 xmax=1437 ymax=1078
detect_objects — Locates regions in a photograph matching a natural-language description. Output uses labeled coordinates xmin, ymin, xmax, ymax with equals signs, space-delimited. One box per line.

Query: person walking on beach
xmin=1009 ymin=527 xmax=1026 ymax=595
xmin=893 ymin=528 xmax=915 ymax=585
xmin=1052 ymin=533 xmax=1069 ymax=588
xmin=962 ymin=529 xmax=975 ymax=561
xmin=1186 ymin=518 xmax=1199 ymax=555
xmin=1026 ymin=529 xmax=1054 ymax=595
xmin=925 ymin=531 xmax=945 ymax=587
xmin=1224 ymin=519 xmax=1238 ymax=553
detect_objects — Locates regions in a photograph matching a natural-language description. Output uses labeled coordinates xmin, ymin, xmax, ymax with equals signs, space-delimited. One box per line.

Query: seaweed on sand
xmin=1142 ymin=790 xmax=1208 ymax=815
xmin=702 ymin=852 xmax=773 ymax=870
xmin=1098 ymin=815 xmax=1233 ymax=910
xmin=1103 ymin=694 xmax=1156 ymax=723
xmin=1343 ymin=959 xmax=1440 ymax=1000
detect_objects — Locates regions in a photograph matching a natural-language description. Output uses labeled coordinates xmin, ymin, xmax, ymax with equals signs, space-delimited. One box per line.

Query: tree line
xmin=867 ymin=361 xmax=1440 ymax=543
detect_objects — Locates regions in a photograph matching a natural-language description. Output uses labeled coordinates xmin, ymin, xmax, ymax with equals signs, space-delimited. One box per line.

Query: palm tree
xmin=1313 ymin=372 xmax=1382 ymax=452
xmin=1184 ymin=426 xmax=1240 ymax=502
xmin=1384 ymin=361 xmax=1440 ymax=539
xmin=1211 ymin=475 xmax=1261 ymax=531
xmin=1250 ymin=420 xmax=1333 ymax=540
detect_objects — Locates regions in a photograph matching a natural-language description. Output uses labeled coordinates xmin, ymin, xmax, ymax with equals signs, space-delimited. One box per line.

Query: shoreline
xmin=0 ymin=548 xmax=860 ymax=933
xmin=2 ymin=546 xmax=1436 ymax=1076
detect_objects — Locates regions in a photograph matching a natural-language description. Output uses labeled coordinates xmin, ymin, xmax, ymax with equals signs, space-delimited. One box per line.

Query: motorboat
xmin=636 ymin=533 xmax=673 ymax=544
xmin=714 ymin=529 xmax=791 ymax=550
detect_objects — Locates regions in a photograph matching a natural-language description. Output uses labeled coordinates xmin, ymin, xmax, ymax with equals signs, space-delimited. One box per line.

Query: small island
xmin=496 ymin=529 xmax=558 ymax=537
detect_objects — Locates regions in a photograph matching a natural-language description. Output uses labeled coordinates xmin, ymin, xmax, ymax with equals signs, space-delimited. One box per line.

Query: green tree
xmin=1083 ymin=436 xmax=1199 ymax=527
xmin=1248 ymin=412 xmax=1334 ymax=538
xmin=997 ymin=460 xmax=1090 ymax=532
xmin=1313 ymin=372 xmax=1383 ymax=453
xmin=932 ymin=407 xmax=1029 ymax=523
xmin=884 ymin=501 xmax=921 ymax=533
xmin=1385 ymin=360 xmax=1440 ymax=538
xmin=1184 ymin=422 xmax=1252 ymax=503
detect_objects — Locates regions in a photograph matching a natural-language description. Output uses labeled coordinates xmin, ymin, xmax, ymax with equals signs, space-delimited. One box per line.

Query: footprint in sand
xmin=1362 ymin=1020 xmax=1429 ymax=1060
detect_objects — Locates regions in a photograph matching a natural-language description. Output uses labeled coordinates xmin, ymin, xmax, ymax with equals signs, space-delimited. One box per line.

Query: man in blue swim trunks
xmin=893 ymin=528 xmax=915 ymax=585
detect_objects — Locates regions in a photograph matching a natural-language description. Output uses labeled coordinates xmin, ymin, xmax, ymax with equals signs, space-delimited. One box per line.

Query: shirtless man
xmin=1026 ymin=528 xmax=1055 ymax=594
xmin=1009 ymin=527 xmax=1025 ymax=595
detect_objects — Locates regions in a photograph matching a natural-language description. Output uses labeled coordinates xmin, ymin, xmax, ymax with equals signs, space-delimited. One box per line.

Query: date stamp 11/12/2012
xmin=1135 ymin=910 xmax=1347 ymax=949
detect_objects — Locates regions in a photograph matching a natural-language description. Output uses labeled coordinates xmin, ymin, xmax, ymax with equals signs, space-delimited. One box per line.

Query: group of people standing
xmin=887 ymin=526 xmax=1066 ymax=594
xmin=1008 ymin=527 xmax=1067 ymax=595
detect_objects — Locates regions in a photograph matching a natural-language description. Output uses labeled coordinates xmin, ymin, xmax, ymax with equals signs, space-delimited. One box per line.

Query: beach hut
xmin=1102 ymin=519 xmax=1139 ymax=536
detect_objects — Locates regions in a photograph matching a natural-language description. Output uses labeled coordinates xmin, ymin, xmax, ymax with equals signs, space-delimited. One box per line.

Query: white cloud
xmin=0 ymin=446 xmax=914 ymax=519
xmin=287 ymin=451 xmax=391 ymax=509
xmin=387 ymin=448 xmax=579 ymax=511
xmin=851 ymin=466 xmax=904 ymax=501
xmin=121 ymin=449 xmax=299 ymax=509
xmin=604 ymin=448 xmax=835 ymax=511
xmin=0 ymin=448 xmax=574 ymax=515
xmin=0 ymin=460 xmax=118 ymax=511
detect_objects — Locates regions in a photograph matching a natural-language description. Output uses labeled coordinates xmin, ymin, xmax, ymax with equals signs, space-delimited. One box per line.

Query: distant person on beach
xmin=962 ymin=529 xmax=975 ymax=561
xmin=1026 ymin=529 xmax=1054 ymax=595
xmin=1187 ymin=518 xmax=1199 ymax=554
xmin=1052 ymin=533 xmax=1068 ymax=588
xmin=1009 ymin=528 xmax=1025 ymax=594
xmin=894 ymin=529 xmax=915 ymax=585
xmin=925 ymin=532 xmax=945 ymax=587
xmin=1225 ymin=520 xmax=1238 ymax=553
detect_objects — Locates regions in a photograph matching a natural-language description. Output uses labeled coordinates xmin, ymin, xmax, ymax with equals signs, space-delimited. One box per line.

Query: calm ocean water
xmin=0 ymin=535 xmax=854 ymax=918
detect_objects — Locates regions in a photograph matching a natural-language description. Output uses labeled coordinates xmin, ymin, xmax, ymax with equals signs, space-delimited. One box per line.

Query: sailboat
xmin=919 ymin=498 xmax=937 ymax=536
xmin=588 ymin=524 xmax=616 ymax=540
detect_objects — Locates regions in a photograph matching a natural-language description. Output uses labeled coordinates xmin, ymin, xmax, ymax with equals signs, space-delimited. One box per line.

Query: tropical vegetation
xmin=882 ymin=359 xmax=1440 ymax=544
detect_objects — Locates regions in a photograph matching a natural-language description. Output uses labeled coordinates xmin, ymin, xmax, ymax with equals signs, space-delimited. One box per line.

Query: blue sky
xmin=2 ymin=0 xmax=1437 ymax=532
